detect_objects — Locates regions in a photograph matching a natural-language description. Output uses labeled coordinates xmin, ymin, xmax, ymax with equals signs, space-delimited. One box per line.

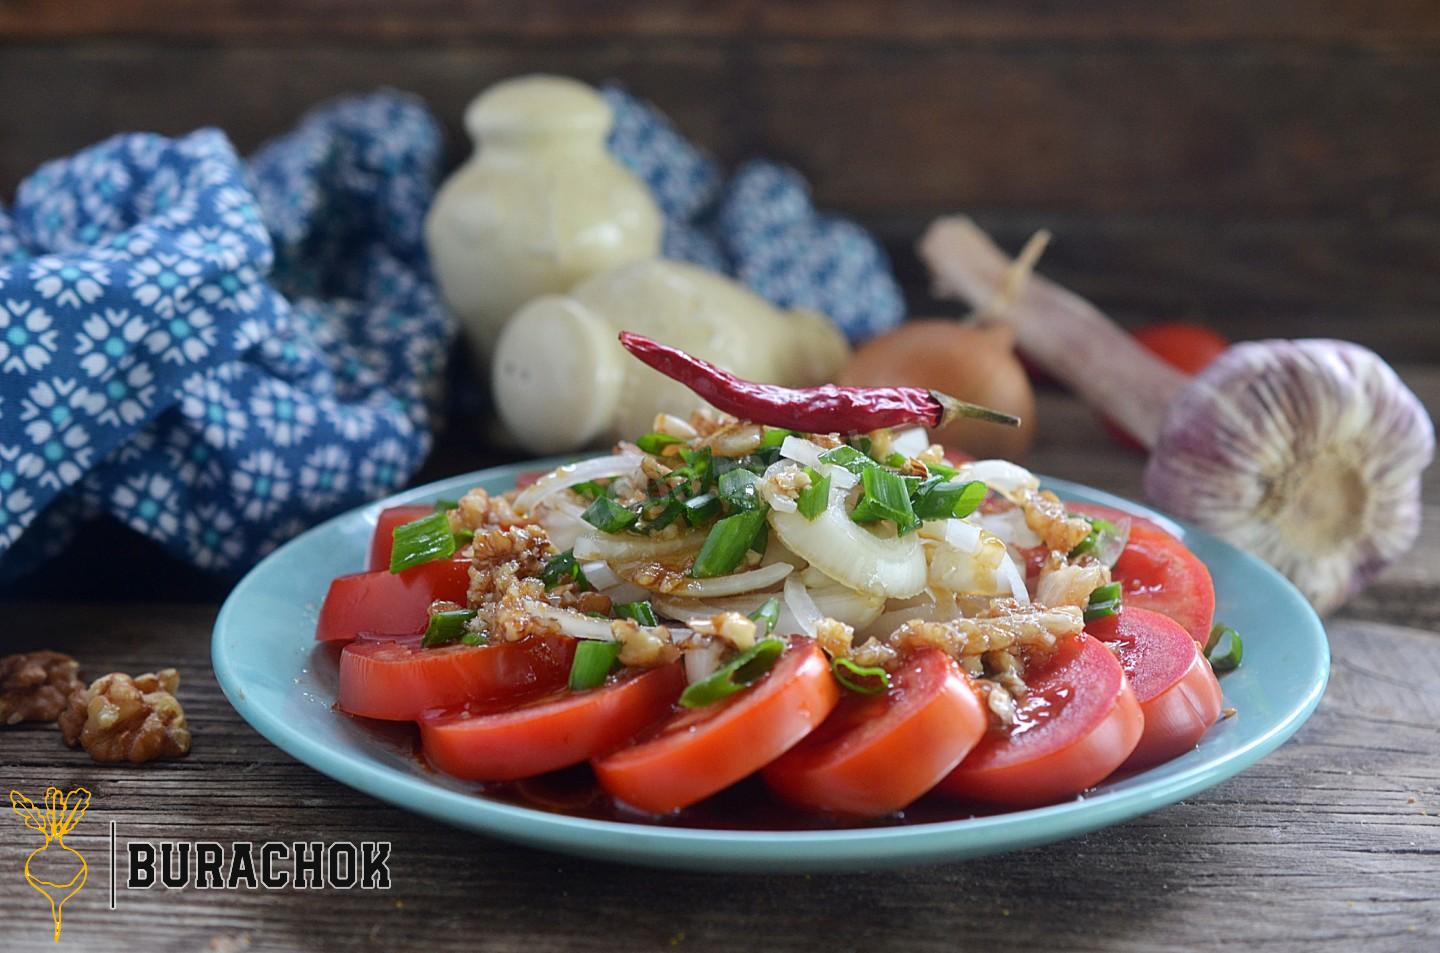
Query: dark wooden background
xmin=2 ymin=3 xmax=1438 ymax=951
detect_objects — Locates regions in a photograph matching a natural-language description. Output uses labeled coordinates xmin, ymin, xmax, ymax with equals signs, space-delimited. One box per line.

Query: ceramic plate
xmin=213 ymin=459 xmax=1328 ymax=872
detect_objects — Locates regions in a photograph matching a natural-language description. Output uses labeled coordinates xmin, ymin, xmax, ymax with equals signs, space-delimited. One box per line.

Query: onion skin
xmin=838 ymin=319 xmax=1035 ymax=459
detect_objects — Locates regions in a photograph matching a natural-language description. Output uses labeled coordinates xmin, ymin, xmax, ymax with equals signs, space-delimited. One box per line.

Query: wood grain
xmin=1 ymin=606 xmax=1435 ymax=953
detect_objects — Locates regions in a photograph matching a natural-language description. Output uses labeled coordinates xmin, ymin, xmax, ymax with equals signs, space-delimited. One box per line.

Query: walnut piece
xmin=59 ymin=669 xmax=191 ymax=763
xmin=0 ymin=651 xmax=84 ymax=725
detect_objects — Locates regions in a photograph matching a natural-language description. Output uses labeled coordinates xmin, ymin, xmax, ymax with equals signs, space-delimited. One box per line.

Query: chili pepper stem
xmin=919 ymin=216 xmax=1190 ymax=449
xmin=930 ymin=390 xmax=1023 ymax=429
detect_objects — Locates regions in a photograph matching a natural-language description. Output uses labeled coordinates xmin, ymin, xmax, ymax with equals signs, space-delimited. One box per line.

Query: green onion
xmin=679 ymin=638 xmax=786 ymax=708
xmin=682 ymin=492 xmax=722 ymax=527
xmin=831 ymin=657 xmax=891 ymax=694
xmin=1205 ymin=623 xmax=1243 ymax=672
xmin=749 ymin=597 xmax=781 ymax=638
xmin=850 ymin=466 xmax=921 ymax=534
xmin=460 ymin=631 xmax=487 ymax=646
xmin=690 ymin=507 xmax=769 ymax=578
xmin=884 ymin=451 xmax=908 ymax=468
xmin=433 ymin=498 xmax=459 ymax=512
xmin=636 ymin=432 xmax=685 ymax=455
xmin=541 ymin=550 xmax=591 ymax=590
xmin=758 ymin=428 xmax=796 ymax=450
xmin=582 ymin=495 xmax=638 ymax=534
xmin=927 ymin=458 xmax=959 ymax=479
xmin=636 ymin=492 xmax=685 ymax=534
xmin=1069 ymin=516 xmax=1115 ymax=559
xmin=796 ymin=467 xmax=830 ymax=520
xmin=568 ymin=640 xmax=623 ymax=691
xmin=912 ymin=478 xmax=988 ymax=521
xmin=718 ymin=468 xmax=761 ymax=511
xmin=452 ymin=526 xmax=475 ymax=545
xmin=818 ymin=445 xmax=877 ymax=476
xmin=848 ymin=435 xmax=874 ymax=457
xmin=569 ymin=480 xmax=610 ymax=501
xmin=614 ymin=601 xmax=660 ymax=626
xmin=673 ymin=446 xmax=714 ymax=490
xmin=389 ymin=511 xmax=458 ymax=573
xmin=1084 ymin=582 xmax=1124 ymax=621
xmin=422 ymin=608 xmax=478 ymax=648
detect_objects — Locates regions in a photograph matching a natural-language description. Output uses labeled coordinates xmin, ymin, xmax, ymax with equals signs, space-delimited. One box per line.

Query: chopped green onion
xmin=1069 ymin=516 xmax=1115 ymax=559
xmin=912 ymin=478 xmax=988 ymax=521
xmin=422 ymin=608 xmax=478 ymax=647
xmin=1084 ymin=582 xmax=1124 ymax=622
xmin=673 ymin=446 xmax=714 ymax=489
xmin=614 ymin=601 xmax=660 ymax=626
xmin=433 ymin=498 xmax=459 ymax=512
xmin=758 ymin=428 xmax=796 ymax=450
xmin=884 ymin=451 xmax=908 ymax=468
xmin=389 ymin=511 xmax=458 ymax=573
xmin=796 ymin=467 xmax=830 ymax=520
xmin=749 ymin=597 xmax=781 ymax=637
xmin=679 ymin=638 xmax=785 ymax=708
xmin=582 ymin=495 xmax=639 ymax=534
xmin=682 ymin=492 xmax=722 ymax=527
xmin=850 ymin=465 xmax=921 ymax=534
xmin=568 ymin=640 xmax=623 ymax=691
xmin=636 ymin=432 xmax=685 ymax=455
xmin=831 ymin=656 xmax=891 ymax=694
xmin=818 ymin=445 xmax=877 ymax=475
xmin=690 ymin=507 xmax=769 ymax=578
xmin=636 ymin=492 xmax=685 ymax=534
xmin=718 ymin=468 xmax=761 ymax=511
xmin=452 ymin=526 xmax=475 ymax=545
xmin=460 ymin=631 xmax=487 ymax=646
xmin=848 ymin=435 xmax=874 ymax=457
xmin=926 ymin=458 xmax=959 ymax=479
xmin=541 ymin=550 xmax=591 ymax=591
xmin=569 ymin=480 xmax=610 ymax=501
xmin=1206 ymin=623 xmax=1243 ymax=672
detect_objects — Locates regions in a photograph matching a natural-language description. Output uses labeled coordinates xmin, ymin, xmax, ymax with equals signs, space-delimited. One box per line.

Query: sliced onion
xmin=581 ymin=560 xmax=621 ymax=591
xmin=684 ymin=641 xmax=725 ymax=684
xmin=668 ymin=561 xmax=793 ymax=598
xmin=1092 ymin=517 xmax=1132 ymax=568
xmin=526 ymin=601 xmax=614 ymax=641
xmin=602 ymin=582 xmax=651 ymax=605
xmin=890 ymin=427 xmax=931 ymax=458
xmin=958 ymin=460 xmax=1038 ymax=500
xmin=513 ymin=454 xmax=642 ymax=515
xmin=997 ymin=551 xmax=1031 ymax=604
xmin=783 ymin=574 xmax=823 ymax=637
xmin=769 ymin=506 xmax=927 ymax=599
xmin=974 ymin=508 xmax=1042 ymax=549
xmin=779 ymin=436 xmax=859 ymax=490
xmin=573 ymin=530 xmax=704 ymax=563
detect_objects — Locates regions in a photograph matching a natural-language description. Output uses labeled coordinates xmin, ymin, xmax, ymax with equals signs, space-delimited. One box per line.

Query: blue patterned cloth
xmin=0 ymin=92 xmax=448 ymax=578
xmin=603 ymin=86 xmax=905 ymax=342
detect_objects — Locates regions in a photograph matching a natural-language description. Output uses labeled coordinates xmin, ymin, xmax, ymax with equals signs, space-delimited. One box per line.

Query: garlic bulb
xmin=920 ymin=216 xmax=1436 ymax=613
xmin=1145 ymin=340 xmax=1433 ymax=612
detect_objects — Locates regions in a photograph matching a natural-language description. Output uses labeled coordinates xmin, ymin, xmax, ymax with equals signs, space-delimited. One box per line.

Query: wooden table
xmin=4 ymin=372 xmax=1438 ymax=953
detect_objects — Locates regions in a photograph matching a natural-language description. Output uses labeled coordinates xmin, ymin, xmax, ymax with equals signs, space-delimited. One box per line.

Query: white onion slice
xmin=526 ymin=601 xmax=614 ymax=640
xmin=667 ymin=561 xmax=793 ymax=598
xmin=959 ymin=460 xmax=1039 ymax=499
xmin=601 ymin=582 xmax=651 ymax=605
xmin=997 ymin=552 xmax=1031 ymax=604
xmin=779 ymin=436 xmax=859 ymax=490
xmin=783 ymin=574 xmax=823 ymax=637
xmin=890 ymin=427 xmax=931 ymax=458
xmin=769 ymin=506 xmax=927 ymax=599
xmin=513 ymin=454 xmax=642 ymax=515
xmin=573 ymin=530 xmax=704 ymax=563
xmin=973 ymin=508 xmax=1043 ymax=549
xmin=684 ymin=641 xmax=725 ymax=684
xmin=581 ymin=560 xmax=621 ymax=591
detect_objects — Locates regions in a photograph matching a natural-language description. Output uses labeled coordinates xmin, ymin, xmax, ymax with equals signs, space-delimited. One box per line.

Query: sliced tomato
xmin=762 ymin=648 xmax=986 ymax=817
xmin=338 ymin=634 xmax=575 ymax=721
xmin=936 ymin=634 xmax=1142 ymax=807
xmin=592 ymin=640 xmax=839 ymax=814
xmin=1065 ymin=501 xmax=1216 ymax=644
xmin=315 ymin=560 xmax=471 ymax=643
xmin=367 ymin=504 xmax=438 ymax=572
xmin=420 ymin=662 xmax=686 ymax=780
xmin=1088 ymin=607 xmax=1223 ymax=770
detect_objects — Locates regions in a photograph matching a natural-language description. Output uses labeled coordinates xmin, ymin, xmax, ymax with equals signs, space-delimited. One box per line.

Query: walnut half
xmin=0 ymin=651 xmax=84 ymax=725
xmin=59 ymin=669 xmax=191 ymax=764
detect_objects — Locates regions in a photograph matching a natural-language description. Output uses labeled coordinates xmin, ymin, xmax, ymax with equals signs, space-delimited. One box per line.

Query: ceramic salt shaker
xmin=424 ymin=75 xmax=663 ymax=368
xmin=492 ymin=259 xmax=851 ymax=453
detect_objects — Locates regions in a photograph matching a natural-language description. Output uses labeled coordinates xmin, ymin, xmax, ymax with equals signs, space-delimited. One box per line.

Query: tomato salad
xmin=317 ymin=341 xmax=1241 ymax=822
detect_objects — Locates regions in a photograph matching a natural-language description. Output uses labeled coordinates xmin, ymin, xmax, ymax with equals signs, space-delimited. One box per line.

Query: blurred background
xmin=2 ymin=0 xmax=1437 ymax=597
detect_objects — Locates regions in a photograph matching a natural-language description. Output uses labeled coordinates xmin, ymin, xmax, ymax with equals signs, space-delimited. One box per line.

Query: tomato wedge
xmin=1088 ymin=607 xmax=1223 ymax=770
xmin=592 ymin=640 xmax=839 ymax=814
xmin=420 ymin=662 xmax=686 ymax=780
xmin=1066 ymin=501 xmax=1216 ymax=643
xmin=315 ymin=560 xmax=471 ymax=643
xmin=338 ymin=634 xmax=575 ymax=721
xmin=936 ymin=634 xmax=1142 ymax=806
xmin=762 ymin=648 xmax=986 ymax=817
xmin=368 ymin=504 xmax=438 ymax=572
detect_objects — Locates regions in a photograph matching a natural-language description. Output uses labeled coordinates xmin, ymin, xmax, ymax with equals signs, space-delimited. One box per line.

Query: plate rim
xmin=212 ymin=459 xmax=1329 ymax=870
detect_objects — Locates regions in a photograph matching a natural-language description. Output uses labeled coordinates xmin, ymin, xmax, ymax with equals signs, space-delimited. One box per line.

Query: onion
xmin=973 ymin=508 xmax=1042 ymax=549
xmin=580 ymin=561 xmax=622 ymax=591
xmin=997 ymin=551 xmax=1031 ymax=604
xmin=923 ymin=520 xmax=1011 ymax=596
xmin=625 ymin=561 xmax=793 ymax=599
xmin=573 ymin=530 xmax=704 ymax=563
xmin=783 ymin=574 xmax=823 ymax=637
xmin=890 ymin=427 xmax=931 ymax=459
xmin=779 ymin=436 xmax=859 ymax=490
xmin=526 ymin=601 xmax=614 ymax=640
xmin=513 ymin=454 xmax=642 ymax=515
xmin=684 ymin=641 xmax=725 ymax=684
xmin=958 ymin=459 xmax=1039 ymax=500
xmin=769 ymin=506 xmax=927 ymax=599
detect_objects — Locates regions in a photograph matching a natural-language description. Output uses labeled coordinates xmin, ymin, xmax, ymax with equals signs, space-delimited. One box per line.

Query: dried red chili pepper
xmin=618 ymin=332 xmax=1020 ymax=434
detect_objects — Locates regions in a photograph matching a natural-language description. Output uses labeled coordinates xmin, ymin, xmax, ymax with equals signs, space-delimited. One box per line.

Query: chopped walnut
xmin=59 ymin=669 xmax=190 ymax=764
xmin=0 ymin=651 xmax=84 ymax=725
xmin=763 ymin=464 xmax=812 ymax=501
xmin=610 ymin=619 xmax=681 ymax=667
xmin=1035 ymin=560 xmax=1112 ymax=611
xmin=814 ymin=617 xmax=855 ymax=659
xmin=855 ymin=601 xmax=1083 ymax=671
xmin=453 ymin=487 xmax=529 ymax=533
xmin=685 ymin=612 xmax=757 ymax=651
xmin=1020 ymin=490 xmax=1092 ymax=554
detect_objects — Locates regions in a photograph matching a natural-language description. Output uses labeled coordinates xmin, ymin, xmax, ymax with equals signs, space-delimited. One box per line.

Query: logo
xmin=10 ymin=787 xmax=91 ymax=942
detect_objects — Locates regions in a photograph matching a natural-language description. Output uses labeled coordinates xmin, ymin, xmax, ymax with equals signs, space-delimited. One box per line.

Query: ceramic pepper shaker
xmin=492 ymin=259 xmax=851 ymax=453
xmin=424 ymin=75 xmax=663 ymax=369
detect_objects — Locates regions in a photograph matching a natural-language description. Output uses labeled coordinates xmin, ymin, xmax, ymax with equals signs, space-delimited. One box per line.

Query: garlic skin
xmin=1144 ymin=339 xmax=1434 ymax=613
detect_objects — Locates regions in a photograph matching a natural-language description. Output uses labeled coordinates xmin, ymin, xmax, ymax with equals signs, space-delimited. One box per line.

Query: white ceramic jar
xmin=424 ymin=75 xmax=663 ymax=368
xmin=492 ymin=259 xmax=851 ymax=453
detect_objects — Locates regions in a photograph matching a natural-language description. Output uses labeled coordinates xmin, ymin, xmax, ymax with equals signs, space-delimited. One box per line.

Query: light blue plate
xmin=213 ymin=459 xmax=1329 ymax=872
